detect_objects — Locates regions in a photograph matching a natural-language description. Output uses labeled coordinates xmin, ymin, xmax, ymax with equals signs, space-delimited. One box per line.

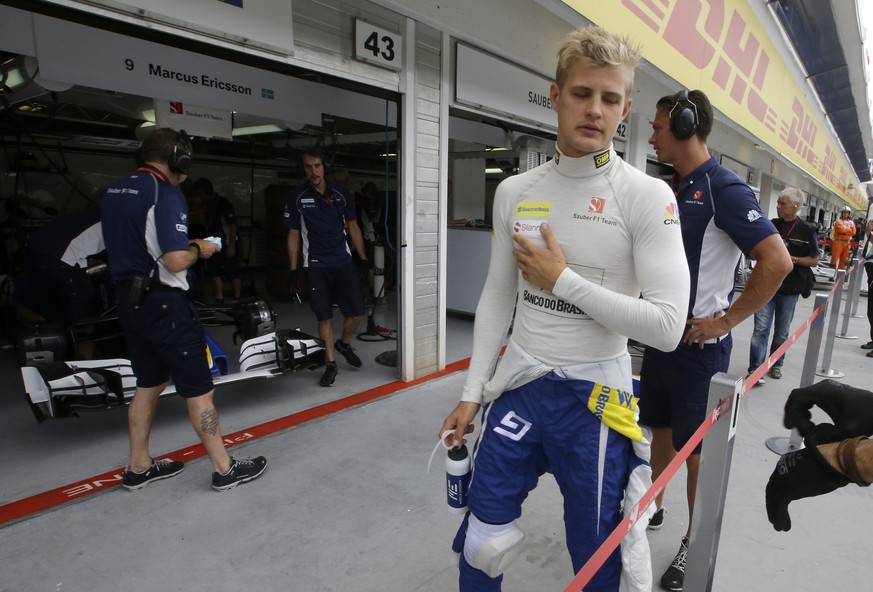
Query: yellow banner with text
xmin=563 ymin=0 xmax=865 ymax=209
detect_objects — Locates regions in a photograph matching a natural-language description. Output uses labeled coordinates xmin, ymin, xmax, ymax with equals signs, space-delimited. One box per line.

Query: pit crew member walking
xmin=283 ymin=147 xmax=369 ymax=387
xmin=101 ymin=127 xmax=267 ymax=492
xmin=439 ymin=26 xmax=691 ymax=592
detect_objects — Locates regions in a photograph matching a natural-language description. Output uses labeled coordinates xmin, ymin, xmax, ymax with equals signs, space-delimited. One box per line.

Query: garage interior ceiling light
xmin=231 ymin=124 xmax=285 ymax=137
xmin=1 ymin=62 xmax=25 ymax=89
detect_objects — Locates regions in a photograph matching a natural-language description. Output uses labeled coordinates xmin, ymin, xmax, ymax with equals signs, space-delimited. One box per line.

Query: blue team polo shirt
xmin=673 ymin=156 xmax=777 ymax=320
xmin=100 ymin=165 xmax=191 ymax=290
xmin=282 ymin=181 xmax=356 ymax=268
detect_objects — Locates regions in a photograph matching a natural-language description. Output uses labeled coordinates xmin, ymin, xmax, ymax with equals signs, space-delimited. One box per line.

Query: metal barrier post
xmin=684 ymin=373 xmax=742 ymax=592
xmin=837 ymin=262 xmax=858 ymax=339
xmin=766 ymin=292 xmax=829 ymax=455
xmin=846 ymin=259 xmax=865 ymax=318
xmin=816 ymin=270 xmax=846 ymax=378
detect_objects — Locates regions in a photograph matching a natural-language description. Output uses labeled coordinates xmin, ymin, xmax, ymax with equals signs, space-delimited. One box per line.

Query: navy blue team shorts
xmin=638 ymin=335 xmax=732 ymax=453
xmin=305 ymin=264 xmax=366 ymax=321
xmin=116 ymin=283 xmax=214 ymax=398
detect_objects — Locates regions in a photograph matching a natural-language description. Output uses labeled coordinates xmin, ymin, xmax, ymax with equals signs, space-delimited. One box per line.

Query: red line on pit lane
xmin=0 ymin=357 xmax=472 ymax=527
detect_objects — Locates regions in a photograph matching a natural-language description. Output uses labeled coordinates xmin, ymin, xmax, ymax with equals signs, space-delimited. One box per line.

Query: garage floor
xmin=0 ymin=278 xmax=870 ymax=591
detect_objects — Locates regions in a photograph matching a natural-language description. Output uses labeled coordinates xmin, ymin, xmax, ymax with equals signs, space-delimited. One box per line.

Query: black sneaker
xmin=211 ymin=456 xmax=268 ymax=491
xmin=647 ymin=507 xmax=665 ymax=531
xmin=334 ymin=340 xmax=362 ymax=368
xmin=861 ymin=341 xmax=873 ymax=350
xmin=768 ymin=366 xmax=782 ymax=380
xmin=661 ymin=537 xmax=689 ymax=591
xmin=745 ymin=373 xmax=765 ymax=386
xmin=320 ymin=362 xmax=338 ymax=387
xmin=122 ymin=458 xmax=184 ymax=491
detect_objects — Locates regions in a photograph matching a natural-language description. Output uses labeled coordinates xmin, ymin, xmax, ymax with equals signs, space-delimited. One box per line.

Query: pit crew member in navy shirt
xmin=101 ymin=128 xmax=267 ymax=492
xmin=283 ymin=147 xmax=369 ymax=388
xmin=640 ymin=90 xmax=791 ymax=591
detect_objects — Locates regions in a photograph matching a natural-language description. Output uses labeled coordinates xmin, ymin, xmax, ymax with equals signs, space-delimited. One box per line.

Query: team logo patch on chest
xmin=515 ymin=202 xmax=552 ymax=217
xmin=588 ymin=197 xmax=606 ymax=213
xmin=684 ymin=190 xmax=705 ymax=206
xmin=572 ymin=198 xmax=616 ymax=227
xmin=513 ymin=202 xmax=552 ymax=247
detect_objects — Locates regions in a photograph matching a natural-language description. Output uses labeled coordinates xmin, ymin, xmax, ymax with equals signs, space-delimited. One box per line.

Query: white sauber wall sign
xmin=455 ymin=43 xmax=557 ymax=130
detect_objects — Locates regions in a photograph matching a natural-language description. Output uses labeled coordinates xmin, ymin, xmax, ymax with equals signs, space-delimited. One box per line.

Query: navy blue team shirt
xmin=100 ymin=165 xmax=192 ymax=290
xmin=673 ymin=155 xmax=777 ymax=320
xmin=282 ymin=181 xmax=356 ymax=268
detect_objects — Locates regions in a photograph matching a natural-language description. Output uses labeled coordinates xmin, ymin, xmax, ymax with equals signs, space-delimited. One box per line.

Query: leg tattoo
xmin=199 ymin=408 xmax=220 ymax=436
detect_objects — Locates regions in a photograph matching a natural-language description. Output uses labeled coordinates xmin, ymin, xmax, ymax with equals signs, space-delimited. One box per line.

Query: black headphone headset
xmin=669 ymin=91 xmax=699 ymax=140
xmin=167 ymin=129 xmax=193 ymax=175
xmin=134 ymin=129 xmax=193 ymax=174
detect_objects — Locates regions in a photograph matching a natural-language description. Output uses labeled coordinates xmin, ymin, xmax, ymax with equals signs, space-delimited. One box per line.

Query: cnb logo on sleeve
xmin=588 ymin=197 xmax=606 ymax=213
xmin=663 ymin=202 xmax=680 ymax=225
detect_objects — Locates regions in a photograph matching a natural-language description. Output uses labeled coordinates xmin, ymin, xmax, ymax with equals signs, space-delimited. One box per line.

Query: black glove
xmin=784 ymin=380 xmax=873 ymax=445
xmin=289 ymin=269 xmax=299 ymax=292
xmin=765 ymin=446 xmax=850 ymax=532
xmin=357 ymin=258 xmax=372 ymax=276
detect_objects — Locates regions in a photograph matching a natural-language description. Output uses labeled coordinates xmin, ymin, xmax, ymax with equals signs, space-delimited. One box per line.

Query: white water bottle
xmin=446 ymin=445 xmax=471 ymax=514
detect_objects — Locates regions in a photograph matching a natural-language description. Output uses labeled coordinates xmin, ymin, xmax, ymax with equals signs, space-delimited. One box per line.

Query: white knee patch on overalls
xmin=463 ymin=514 xmax=525 ymax=578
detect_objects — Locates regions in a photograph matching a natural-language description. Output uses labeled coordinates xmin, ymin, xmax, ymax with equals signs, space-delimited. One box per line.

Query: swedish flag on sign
xmin=261 ymin=88 xmax=275 ymax=100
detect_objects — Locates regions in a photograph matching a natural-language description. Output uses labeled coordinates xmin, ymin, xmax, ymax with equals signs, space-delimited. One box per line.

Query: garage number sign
xmin=354 ymin=19 xmax=402 ymax=71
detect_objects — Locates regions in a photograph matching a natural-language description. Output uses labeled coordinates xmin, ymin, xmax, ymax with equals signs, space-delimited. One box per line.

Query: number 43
xmin=364 ymin=31 xmax=395 ymax=62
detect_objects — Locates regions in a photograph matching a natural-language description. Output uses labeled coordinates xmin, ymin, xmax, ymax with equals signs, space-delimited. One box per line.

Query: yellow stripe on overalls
xmin=586 ymin=382 xmax=643 ymax=441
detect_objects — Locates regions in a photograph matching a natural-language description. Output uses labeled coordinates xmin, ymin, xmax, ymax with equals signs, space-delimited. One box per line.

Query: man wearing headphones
xmin=101 ymin=127 xmax=267 ymax=492
xmin=640 ymin=91 xmax=791 ymax=590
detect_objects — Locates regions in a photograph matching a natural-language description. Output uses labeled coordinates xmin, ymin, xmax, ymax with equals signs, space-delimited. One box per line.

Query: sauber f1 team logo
xmin=693 ymin=190 xmax=704 ymax=200
xmin=664 ymin=202 xmax=680 ymax=225
xmin=588 ymin=197 xmax=606 ymax=213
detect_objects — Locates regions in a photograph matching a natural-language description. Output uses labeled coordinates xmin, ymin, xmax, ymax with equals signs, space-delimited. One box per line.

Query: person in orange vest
xmin=829 ymin=206 xmax=856 ymax=279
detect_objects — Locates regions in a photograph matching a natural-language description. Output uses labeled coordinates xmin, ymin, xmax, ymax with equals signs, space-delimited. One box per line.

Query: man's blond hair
xmin=555 ymin=26 xmax=641 ymax=96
